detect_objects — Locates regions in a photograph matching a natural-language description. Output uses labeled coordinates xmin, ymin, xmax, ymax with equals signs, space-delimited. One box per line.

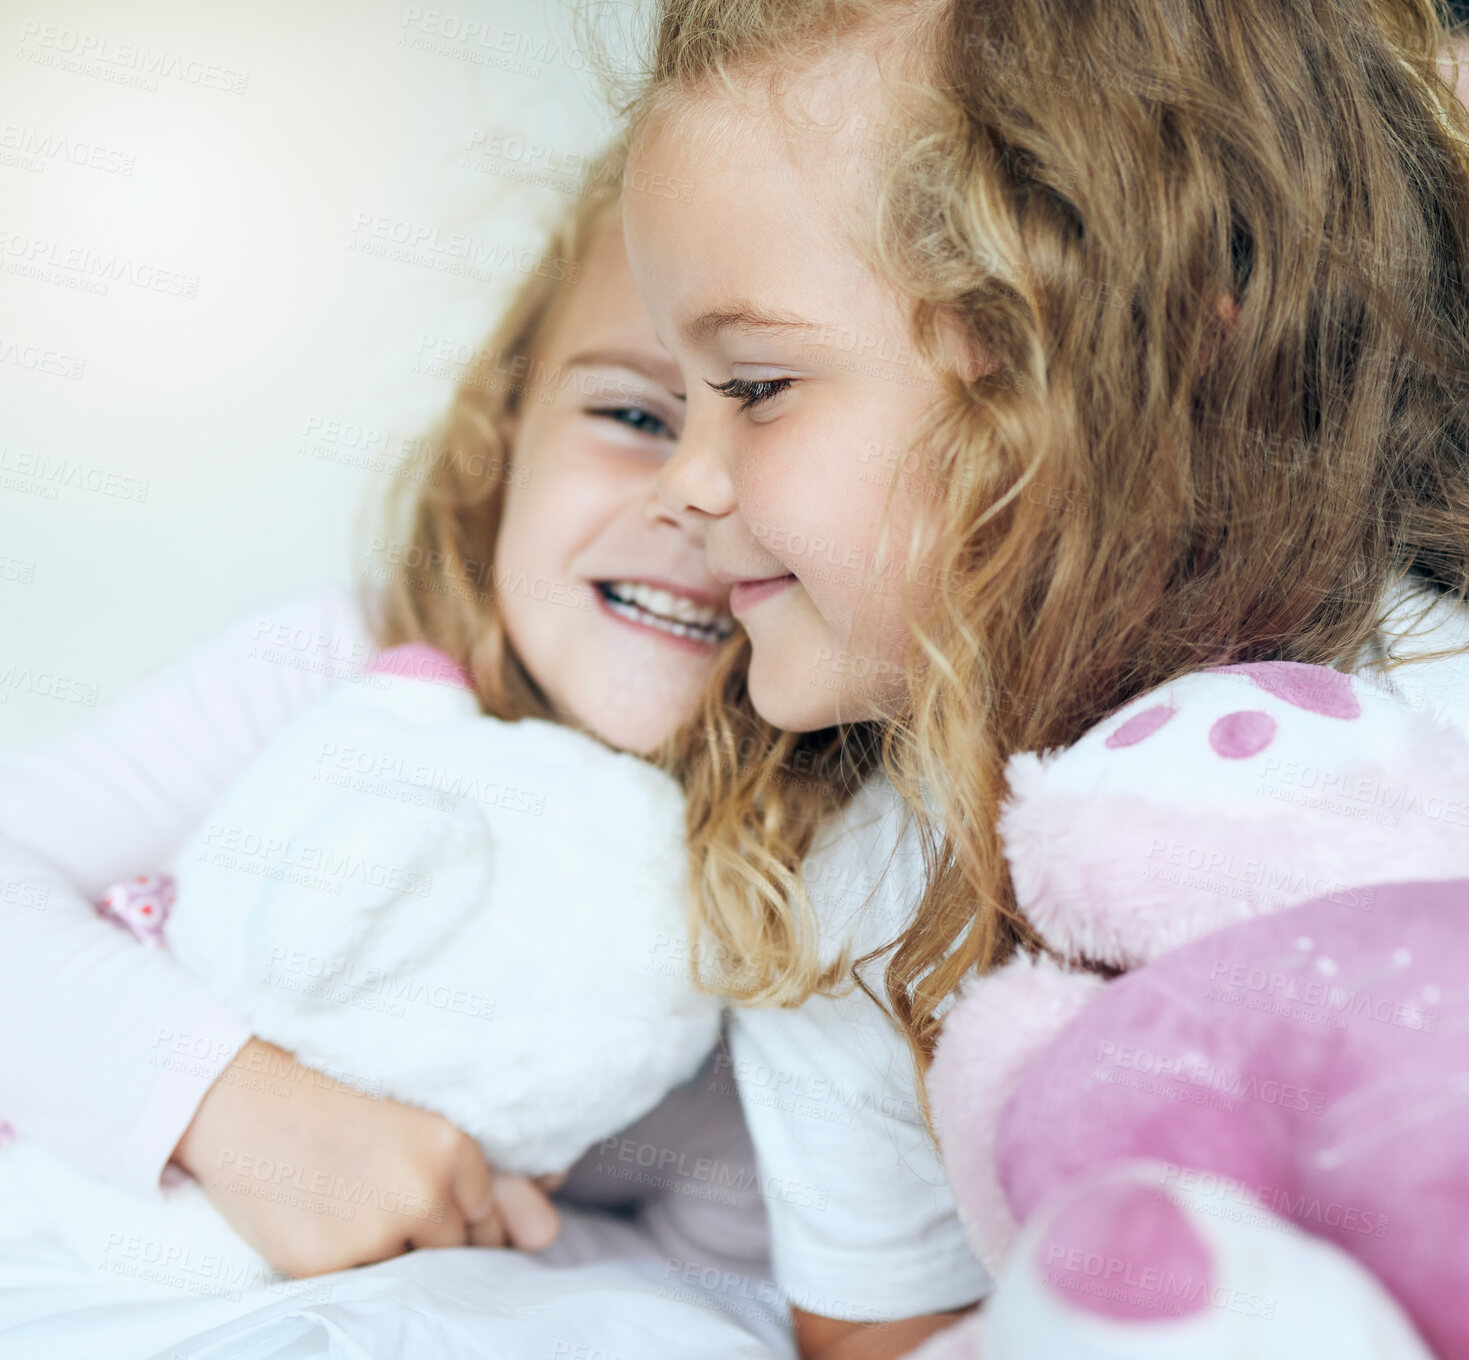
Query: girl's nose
xmin=656 ymin=403 xmax=736 ymax=521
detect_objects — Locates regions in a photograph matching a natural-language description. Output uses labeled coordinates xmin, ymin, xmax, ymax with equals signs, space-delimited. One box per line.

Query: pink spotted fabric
xmin=1207 ymin=709 xmax=1276 ymax=758
xmin=1101 ymin=660 xmax=1361 ymax=758
xmin=1103 ymin=704 xmax=1176 ymax=749
xmin=999 ymin=655 xmax=1469 ymax=979
xmin=96 ymin=872 xmax=174 ymax=947
xmin=1214 ymin=660 xmax=1362 ymax=720
xmin=1102 ymin=660 xmax=1364 ymax=752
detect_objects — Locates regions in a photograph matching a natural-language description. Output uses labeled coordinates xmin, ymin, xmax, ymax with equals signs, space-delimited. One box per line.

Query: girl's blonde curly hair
xmin=617 ymin=0 xmax=1469 ymax=1086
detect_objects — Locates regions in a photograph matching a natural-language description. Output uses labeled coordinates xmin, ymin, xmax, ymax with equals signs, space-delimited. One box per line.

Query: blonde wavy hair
xmin=364 ymin=159 xmax=617 ymax=720
xmin=363 ymin=148 xmax=875 ymax=989
xmin=622 ymin=0 xmax=1469 ymax=1080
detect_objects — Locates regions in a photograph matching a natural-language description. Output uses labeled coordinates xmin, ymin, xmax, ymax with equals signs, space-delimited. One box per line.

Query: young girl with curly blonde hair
xmin=0 ymin=156 xmax=810 ymax=1357
xmin=619 ymin=0 xmax=1469 ymax=1353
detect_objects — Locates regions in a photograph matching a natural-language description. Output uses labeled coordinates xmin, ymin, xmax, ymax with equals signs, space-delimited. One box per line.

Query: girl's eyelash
xmin=706 ymin=377 xmax=794 ymax=412
xmin=587 ymin=406 xmax=674 ymax=439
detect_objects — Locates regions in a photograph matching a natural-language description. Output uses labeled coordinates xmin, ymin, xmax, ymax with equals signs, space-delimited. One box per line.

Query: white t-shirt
xmin=725 ymin=777 xmax=992 ymax=1323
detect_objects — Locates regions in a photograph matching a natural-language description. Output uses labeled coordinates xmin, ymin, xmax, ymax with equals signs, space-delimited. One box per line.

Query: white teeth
xmin=609 ymin=581 xmax=721 ymax=626
xmin=601 ymin=581 xmax=735 ymax=643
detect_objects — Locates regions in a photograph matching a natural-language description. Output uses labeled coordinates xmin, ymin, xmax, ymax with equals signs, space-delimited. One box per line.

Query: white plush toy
xmin=163 ymin=643 xmax=721 ymax=1177
xmin=0 ymin=643 xmax=720 ymax=1285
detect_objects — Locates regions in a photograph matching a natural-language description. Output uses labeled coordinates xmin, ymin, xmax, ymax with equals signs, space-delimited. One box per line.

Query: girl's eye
xmin=706 ymin=376 xmax=794 ymax=412
xmin=588 ymin=406 xmax=674 ymax=439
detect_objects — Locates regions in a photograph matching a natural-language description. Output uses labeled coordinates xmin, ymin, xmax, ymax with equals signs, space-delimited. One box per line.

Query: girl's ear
xmin=957 ymin=347 xmax=993 ymax=384
xmin=1200 ymin=291 xmax=1241 ymax=368
xmin=933 ymin=306 xmax=1000 ymax=385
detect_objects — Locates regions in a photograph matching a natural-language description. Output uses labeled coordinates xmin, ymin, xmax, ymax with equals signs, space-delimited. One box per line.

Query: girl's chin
xmin=562 ymin=659 xmax=712 ymax=751
xmin=581 ymin=699 xmax=694 ymax=755
xmin=745 ymin=667 xmax=841 ymax=734
xmin=747 ymin=649 xmax=897 ymax=732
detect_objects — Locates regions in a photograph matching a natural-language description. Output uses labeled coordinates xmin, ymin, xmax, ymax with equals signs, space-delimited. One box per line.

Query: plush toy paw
xmin=908 ymin=1162 xmax=1433 ymax=1360
xmin=989 ymin=882 xmax=1469 ymax=1357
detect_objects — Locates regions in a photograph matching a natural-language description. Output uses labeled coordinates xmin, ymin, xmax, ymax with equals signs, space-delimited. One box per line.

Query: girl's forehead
xmin=539 ymin=222 xmax=669 ymax=361
xmin=632 ymin=29 xmax=902 ymax=175
xmin=629 ymin=86 xmax=879 ymax=258
xmin=623 ymin=41 xmax=918 ymax=343
xmin=627 ymin=123 xmax=861 ymax=318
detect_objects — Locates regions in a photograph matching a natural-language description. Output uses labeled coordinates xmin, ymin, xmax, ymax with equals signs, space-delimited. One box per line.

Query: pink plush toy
xmin=915 ymin=662 xmax=1469 ymax=1359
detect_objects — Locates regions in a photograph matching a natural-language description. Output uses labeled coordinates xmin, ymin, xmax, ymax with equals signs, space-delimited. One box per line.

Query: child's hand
xmin=172 ymin=1037 xmax=561 ymax=1276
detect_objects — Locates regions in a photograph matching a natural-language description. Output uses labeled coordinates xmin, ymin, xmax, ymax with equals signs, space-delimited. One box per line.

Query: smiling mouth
xmin=595 ymin=581 xmax=736 ymax=645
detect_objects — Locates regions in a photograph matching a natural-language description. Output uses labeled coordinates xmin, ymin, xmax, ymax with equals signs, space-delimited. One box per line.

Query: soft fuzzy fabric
xmin=1000 ymin=663 xmax=1469 ymax=970
xmin=996 ymin=883 xmax=1467 ymax=1359
xmin=907 ymin=1161 xmax=1434 ymax=1360
xmin=940 ymin=663 xmax=1469 ymax=1273
xmin=930 ymin=662 xmax=1469 ymax=1356
xmin=0 ymin=661 xmax=718 ymax=1289
xmin=930 ymin=955 xmax=1105 ymax=1273
xmin=164 ymin=664 xmax=720 ymax=1176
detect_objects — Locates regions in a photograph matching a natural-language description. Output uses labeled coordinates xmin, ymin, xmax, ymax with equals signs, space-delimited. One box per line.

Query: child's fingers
xmin=405 ymin=1202 xmax=469 ymax=1254
xmin=449 ymin=1133 xmax=507 ymax=1246
xmin=449 ymin=1133 xmax=497 ymax=1224
xmin=466 ymin=1209 xmax=507 ymax=1247
xmin=492 ymin=1173 xmax=561 ymax=1251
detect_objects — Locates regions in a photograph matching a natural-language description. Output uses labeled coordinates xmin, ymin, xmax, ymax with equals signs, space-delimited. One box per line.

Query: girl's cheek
xmin=733 ymin=425 xmax=815 ymax=526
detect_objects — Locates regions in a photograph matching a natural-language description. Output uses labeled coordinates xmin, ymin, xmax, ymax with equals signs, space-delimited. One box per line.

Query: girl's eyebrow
xmin=683 ymin=302 xmax=823 ymax=344
xmin=562 ymin=348 xmax=685 ymax=397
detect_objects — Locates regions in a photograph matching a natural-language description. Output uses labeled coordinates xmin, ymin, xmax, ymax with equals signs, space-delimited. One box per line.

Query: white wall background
xmin=0 ymin=0 xmax=632 ymax=743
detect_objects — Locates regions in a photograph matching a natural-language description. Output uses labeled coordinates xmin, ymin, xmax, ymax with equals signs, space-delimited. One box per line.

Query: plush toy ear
xmin=930 ymin=953 xmax=1106 ymax=1274
xmin=997 ymin=664 xmax=1469 ymax=969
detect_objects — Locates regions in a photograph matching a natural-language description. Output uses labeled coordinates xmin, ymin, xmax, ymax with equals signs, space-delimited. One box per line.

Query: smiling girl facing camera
xmin=620 ymin=0 xmax=1469 ymax=1354
xmin=0 ymin=155 xmax=813 ymax=1315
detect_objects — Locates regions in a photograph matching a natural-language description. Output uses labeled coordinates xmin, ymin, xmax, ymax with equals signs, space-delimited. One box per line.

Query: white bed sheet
xmin=0 ymin=1200 xmax=793 ymax=1360
xmin=0 ymin=1049 xmax=794 ymax=1360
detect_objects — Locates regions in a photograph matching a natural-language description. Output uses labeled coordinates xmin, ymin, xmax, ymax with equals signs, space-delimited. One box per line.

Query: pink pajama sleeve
xmin=0 ymin=585 xmax=374 ymax=1196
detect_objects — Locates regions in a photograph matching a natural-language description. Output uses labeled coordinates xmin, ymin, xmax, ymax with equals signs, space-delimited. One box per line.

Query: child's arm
xmin=724 ymin=782 xmax=991 ymax=1358
xmin=171 ymin=1037 xmax=558 ymax=1273
xmin=792 ymin=1306 xmax=974 ymax=1360
xmin=728 ymin=996 xmax=987 ymax=1357
xmin=0 ymin=586 xmax=559 ymax=1269
xmin=0 ymin=586 xmax=366 ymax=1193
xmin=0 ymin=587 xmax=561 ymax=1280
